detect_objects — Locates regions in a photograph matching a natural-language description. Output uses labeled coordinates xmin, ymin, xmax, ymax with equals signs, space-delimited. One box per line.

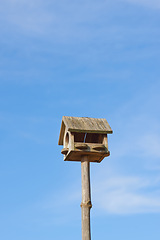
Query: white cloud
xmin=39 ymin=172 xmax=160 ymax=217
xmin=92 ymin=174 xmax=160 ymax=214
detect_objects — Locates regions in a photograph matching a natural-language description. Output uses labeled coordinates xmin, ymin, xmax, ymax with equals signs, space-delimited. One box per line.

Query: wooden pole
xmin=81 ymin=156 xmax=92 ymax=240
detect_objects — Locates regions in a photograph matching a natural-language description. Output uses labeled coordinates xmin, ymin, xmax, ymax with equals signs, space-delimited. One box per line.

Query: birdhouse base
xmin=64 ymin=150 xmax=110 ymax=163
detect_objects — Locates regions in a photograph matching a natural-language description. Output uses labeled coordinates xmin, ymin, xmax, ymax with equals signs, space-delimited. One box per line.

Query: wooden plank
xmin=58 ymin=120 xmax=65 ymax=145
xmin=63 ymin=116 xmax=113 ymax=133
xmin=64 ymin=150 xmax=110 ymax=162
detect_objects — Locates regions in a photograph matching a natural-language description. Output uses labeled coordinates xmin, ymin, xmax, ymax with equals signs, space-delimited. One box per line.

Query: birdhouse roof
xmin=58 ymin=116 xmax=113 ymax=145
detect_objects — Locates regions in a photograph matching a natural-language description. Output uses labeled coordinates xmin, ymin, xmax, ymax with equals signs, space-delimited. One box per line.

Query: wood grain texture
xmin=81 ymin=157 xmax=92 ymax=240
xmin=64 ymin=150 xmax=110 ymax=162
xmin=64 ymin=116 xmax=112 ymax=133
xmin=58 ymin=116 xmax=113 ymax=145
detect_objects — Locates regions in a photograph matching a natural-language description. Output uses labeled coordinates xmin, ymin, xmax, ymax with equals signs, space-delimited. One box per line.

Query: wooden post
xmin=81 ymin=156 xmax=92 ymax=240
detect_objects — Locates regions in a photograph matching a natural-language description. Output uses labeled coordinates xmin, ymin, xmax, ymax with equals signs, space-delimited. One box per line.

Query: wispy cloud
xmin=0 ymin=0 xmax=53 ymax=35
xmin=0 ymin=0 xmax=159 ymax=86
xmin=1 ymin=0 xmax=159 ymax=38
xmin=91 ymin=81 xmax=160 ymax=215
xmin=38 ymin=171 xmax=160 ymax=217
xmin=110 ymin=79 xmax=160 ymax=160
xmin=122 ymin=0 xmax=160 ymax=9
xmin=92 ymin=174 xmax=160 ymax=214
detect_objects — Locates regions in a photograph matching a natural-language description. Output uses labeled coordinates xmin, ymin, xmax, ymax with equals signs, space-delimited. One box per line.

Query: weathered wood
xmin=62 ymin=140 xmax=109 ymax=162
xmin=75 ymin=143 xmax=88 ymax=150
xmin=69 ymin=132 xmax=74 ymax=151
xmin=81 ymin=156 xmax=92 ymax=240
xmin=103 ymin=134 xmax=108 ymax=149
xmin=64 ymin=150 xmax=109 ymax=162
xmin=58 ymin=116 xmax=113 ymax=145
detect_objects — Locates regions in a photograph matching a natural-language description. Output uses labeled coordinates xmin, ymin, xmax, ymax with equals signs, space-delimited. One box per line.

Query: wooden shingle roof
xmin=58 ymin=116 xmax=113 ymax=145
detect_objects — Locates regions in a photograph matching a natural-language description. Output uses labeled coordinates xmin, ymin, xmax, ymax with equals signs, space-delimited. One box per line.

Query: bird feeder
xmin=58 ymin=116 xmax=113 ymax=163
xmin=58 ymin=116 xmax=113 ymax=240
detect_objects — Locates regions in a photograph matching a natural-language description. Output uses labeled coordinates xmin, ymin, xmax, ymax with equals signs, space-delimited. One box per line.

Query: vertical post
xmin=81 ymin=156 xmax=92 ymax=240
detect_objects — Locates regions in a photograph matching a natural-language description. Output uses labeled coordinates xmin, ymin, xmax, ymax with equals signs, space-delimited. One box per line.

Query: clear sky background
xmin=0 ymin=0 xmax=160 ymax=239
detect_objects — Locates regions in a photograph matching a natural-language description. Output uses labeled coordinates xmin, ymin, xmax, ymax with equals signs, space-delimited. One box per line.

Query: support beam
xmin=81 ymin=156 xmax=92 ymax=240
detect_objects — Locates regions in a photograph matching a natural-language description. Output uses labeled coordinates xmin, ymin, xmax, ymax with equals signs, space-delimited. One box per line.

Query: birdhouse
xmin=58 ymin=116 xmax=113 ymax=163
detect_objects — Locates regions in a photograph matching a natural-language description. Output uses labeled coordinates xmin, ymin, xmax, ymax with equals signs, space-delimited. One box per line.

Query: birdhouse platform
xmin=58 ymin=116 xmax=113 ymax=163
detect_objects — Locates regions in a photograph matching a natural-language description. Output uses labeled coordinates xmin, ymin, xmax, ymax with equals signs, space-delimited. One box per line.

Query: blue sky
xmin=0 ymin=0 xmax=160 ymax=239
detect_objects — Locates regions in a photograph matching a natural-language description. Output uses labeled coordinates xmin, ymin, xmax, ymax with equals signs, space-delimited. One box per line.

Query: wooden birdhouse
xmin=58 ymin=116 xmax=113 ymax=163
